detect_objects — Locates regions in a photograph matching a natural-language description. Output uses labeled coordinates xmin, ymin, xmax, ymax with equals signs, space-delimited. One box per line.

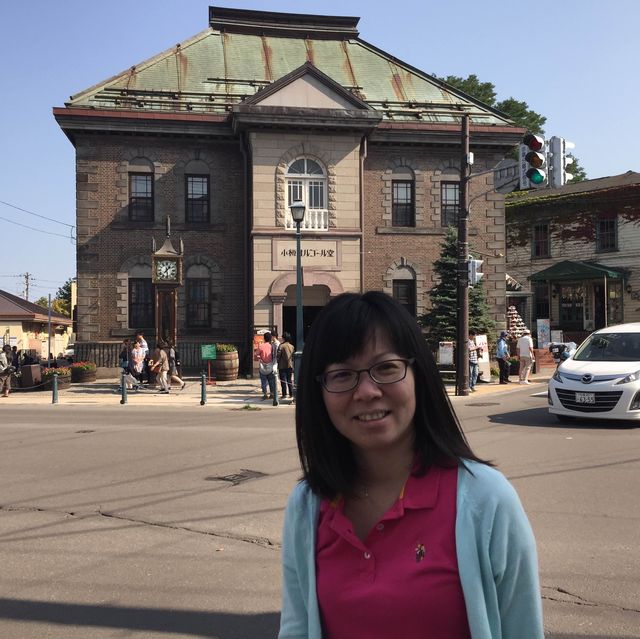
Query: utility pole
xmin=23 ymin=272 xmax=32 ymax=301
xmin=456 ymin=115 xmax=471 ymax=397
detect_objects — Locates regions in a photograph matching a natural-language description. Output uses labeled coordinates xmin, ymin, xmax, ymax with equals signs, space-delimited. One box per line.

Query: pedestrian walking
xmin=517 ymin=329 xmax=535 ymax=385
xmin=151 ymin=341 xmax=170 ymax=393
xmin=496 ymin=330 xmax=511 ymax=384
xmin=279 ymin=291 xmax=543 ymax=639
xmin=468 ymin=329 xmax=480 ymax=391
xmin=166 ymin=342 xmax=185 ymax=390
xmin=0 ymin=344 xmax=15 ymax=398
xmin=277 ymin=332 xmax=294 ymax=398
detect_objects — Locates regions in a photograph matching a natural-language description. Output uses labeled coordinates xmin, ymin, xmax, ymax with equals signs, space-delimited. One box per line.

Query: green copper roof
xmin=67 ymin=8 xmax=512 ymax=126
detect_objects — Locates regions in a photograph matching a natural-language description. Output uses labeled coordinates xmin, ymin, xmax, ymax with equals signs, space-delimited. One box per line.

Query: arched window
xmin=286 ymin=157 xmax=328 ymax=231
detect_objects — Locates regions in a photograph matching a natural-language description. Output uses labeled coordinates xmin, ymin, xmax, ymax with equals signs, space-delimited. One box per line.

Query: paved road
xmin=0 ymin=384 xmax=638 ymax=638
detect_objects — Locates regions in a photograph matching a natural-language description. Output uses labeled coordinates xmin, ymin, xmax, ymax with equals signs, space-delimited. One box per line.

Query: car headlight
xmin=552 ymin=368 xmax=563 ymax=383
xmin=616 ymin=369 xmax=640 ymax=385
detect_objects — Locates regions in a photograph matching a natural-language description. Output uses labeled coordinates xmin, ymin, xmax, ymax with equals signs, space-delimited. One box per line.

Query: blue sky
xmin=2 ymin=0 xmax=638 ymax=302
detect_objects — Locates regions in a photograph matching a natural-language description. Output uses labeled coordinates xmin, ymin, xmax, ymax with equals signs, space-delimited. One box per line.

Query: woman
xmin=279 ymin=292 xmax=543 ymax=639
xmin=165 ymin=342 xmax=185 ymax=390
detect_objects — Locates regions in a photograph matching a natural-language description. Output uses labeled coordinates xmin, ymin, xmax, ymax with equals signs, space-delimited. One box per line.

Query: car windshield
xmin=573 ymin=332 xmax=640 ymax=362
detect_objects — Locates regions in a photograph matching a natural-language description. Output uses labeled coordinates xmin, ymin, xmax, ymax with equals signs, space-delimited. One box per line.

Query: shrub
xmin=69 ymin=361 xmax=97 ymax=371
xmin=216 ymin=343 xmax=237 ymax=353
xmin=42 ymin=367 xmax=71 ymax=378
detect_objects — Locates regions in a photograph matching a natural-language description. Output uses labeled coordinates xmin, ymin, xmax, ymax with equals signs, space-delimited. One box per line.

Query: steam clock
xmin=152 ymin=217 xmax=184 ymax=345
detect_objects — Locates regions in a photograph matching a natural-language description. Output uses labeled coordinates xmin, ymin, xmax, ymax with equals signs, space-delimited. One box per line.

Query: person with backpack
xmin=166 ymin=342 xmax=185 ymax=390
xmin=255 ymin=332 xmax=277 ymax=400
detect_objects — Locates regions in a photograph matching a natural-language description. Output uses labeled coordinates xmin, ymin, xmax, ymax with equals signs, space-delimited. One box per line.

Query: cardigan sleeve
xmin=456 ymin=462 xmax=544 ymax=639
xmin=279 ymin=482 xmax=322 ymax=639
xmin=488 ymin=475 xmax=544 ymax=638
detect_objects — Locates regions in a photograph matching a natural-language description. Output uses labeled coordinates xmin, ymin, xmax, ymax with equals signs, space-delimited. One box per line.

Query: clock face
xmin=156 ymin=260 xmax=178 ymax=280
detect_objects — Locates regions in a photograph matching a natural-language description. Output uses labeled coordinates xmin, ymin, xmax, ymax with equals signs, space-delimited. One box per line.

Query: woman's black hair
xmin=295 ymin=291 xmax=489 ymax=499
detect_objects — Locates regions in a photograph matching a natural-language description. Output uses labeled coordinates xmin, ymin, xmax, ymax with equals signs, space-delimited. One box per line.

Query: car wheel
xmin=555 ymin=414 xmax=575 ymax=423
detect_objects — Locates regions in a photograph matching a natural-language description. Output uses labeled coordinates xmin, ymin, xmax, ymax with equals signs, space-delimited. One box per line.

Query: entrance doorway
xmin=282 ymin=305 xmax=324 ymax=349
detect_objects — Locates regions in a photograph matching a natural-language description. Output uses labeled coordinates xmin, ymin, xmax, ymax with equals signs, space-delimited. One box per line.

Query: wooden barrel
xmin=215 ymin=351 xmax=239 ymax=381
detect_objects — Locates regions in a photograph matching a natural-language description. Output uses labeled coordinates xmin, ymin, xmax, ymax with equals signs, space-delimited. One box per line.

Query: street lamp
xmin=290 ymin=200 xmax=306 ymax=401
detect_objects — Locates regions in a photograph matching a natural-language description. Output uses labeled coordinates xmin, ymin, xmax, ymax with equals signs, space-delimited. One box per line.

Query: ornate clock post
xmin=152 ymin=216 xmax=184 ymax=346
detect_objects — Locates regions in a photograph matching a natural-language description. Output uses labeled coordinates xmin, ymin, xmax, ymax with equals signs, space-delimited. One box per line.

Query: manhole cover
xmin=75 ymin=429 xmax=95 ymax=433
xmin=205 ymin=469 xmax=267 ymax=485
xmin=467 ymin=403 xmax=500 ymax=407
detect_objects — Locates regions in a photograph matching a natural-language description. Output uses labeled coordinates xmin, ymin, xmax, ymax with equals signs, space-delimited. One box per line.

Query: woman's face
xmin=321 ymin=331 xmax=416 ymax=456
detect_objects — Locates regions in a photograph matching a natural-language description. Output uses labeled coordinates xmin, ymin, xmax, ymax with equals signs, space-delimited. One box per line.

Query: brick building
xmin=506 ymin=171 xmax=640 ymax=345
xmin=54 ymin=7 xmax=522 ymax=371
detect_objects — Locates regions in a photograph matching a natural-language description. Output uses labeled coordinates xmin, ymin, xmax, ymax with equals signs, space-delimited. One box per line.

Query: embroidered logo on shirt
xmin=415 ymin=543 xmax=425 ymax=563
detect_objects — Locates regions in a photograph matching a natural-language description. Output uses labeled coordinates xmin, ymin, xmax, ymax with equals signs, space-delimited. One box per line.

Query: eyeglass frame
xmin=315 ymin=358 xmax=416 ymax=393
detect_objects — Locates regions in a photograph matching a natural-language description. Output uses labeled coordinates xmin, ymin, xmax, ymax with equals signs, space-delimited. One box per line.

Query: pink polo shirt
xmin=316 ymin=464 xmax=470 ymax=639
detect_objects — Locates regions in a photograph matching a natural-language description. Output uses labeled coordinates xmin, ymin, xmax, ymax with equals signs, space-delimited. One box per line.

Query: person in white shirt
xmin=517 ymin=329 xmax=535 ymax=384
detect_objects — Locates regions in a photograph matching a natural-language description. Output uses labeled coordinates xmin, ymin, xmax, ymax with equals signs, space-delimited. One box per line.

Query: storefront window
xmin=608 ymin=282 xmax=623 ymax=325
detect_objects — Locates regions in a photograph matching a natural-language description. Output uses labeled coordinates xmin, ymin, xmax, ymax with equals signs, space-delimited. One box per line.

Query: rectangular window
xmin=129 ymin=174 xmax=154 ymax=222
xmin=308 ymin=180 xmax=325 ymax=209
xmin=441 ymin=182 xmax=460 ymax=227
xmin=560 ymin=284 xmax=584 ymax=329
xmin=187 ymin=279 xmax=210 ymax=328
xmin=186 ymin=175 xmax=210 ymax=223
xmin=596 ymin=213 xmax=617 ymax=252
xmin=393 ymin=280 xmax=416 ymax=317
xmin=392 ymin=180 xmax=415 ymax=227
xmin=129 ymin=279 xmax=154 ymax=328
xmin=532 ymin=223 xmax=550 ymax=258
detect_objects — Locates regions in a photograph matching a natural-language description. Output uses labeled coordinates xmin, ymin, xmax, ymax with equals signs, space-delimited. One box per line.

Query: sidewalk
xmin=2 ymin=368 xmax=553 ymax=407
xmin=1 ymin=375 xmax=277 ymax=407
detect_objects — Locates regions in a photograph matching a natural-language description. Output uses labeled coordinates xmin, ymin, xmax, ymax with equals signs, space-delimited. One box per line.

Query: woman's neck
xmin=355 ymin=446 xmax=414 ymax=487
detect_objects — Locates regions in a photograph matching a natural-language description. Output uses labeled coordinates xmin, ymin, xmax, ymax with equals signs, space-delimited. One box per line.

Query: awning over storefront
xmin=529 ymin=260 xmax=628 ymax=282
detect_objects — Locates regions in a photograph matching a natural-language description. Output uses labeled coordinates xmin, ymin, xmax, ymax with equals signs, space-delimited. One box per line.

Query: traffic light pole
xmin=456 ymin=114 xmax=471 ymax=397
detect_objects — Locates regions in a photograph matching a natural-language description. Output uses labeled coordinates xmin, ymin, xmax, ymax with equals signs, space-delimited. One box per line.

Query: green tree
xmin=54 ymin=278 xmax=73 ymax=316
xmin=35 ymin=296 xmax=49 ymax=309
xmin=437 ymin=74 xmax=586 ymax=181
xmin=419 ymin=228 xmax=495 ymax=349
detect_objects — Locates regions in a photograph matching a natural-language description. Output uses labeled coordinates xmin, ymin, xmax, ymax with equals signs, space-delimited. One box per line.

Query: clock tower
xmin=151 ymin=216 xmax=184 ymax=346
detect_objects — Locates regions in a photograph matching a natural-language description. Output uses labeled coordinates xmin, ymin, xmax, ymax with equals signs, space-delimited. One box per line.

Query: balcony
xmin=285 ymin=209 xmax=328 ymax=232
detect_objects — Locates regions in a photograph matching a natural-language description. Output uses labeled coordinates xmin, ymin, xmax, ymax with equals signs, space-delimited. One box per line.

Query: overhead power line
xmin=0 ymin=200 xmax=75 ymax=229
xmin=0 ymin=214 xmax=75 ymax=241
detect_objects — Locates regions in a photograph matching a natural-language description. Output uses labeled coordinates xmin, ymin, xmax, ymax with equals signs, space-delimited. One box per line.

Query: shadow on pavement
xmin=488 ymin=406 xmax=639 ymax=430
xmin=0 ymin=598 xmax=279 ymax=638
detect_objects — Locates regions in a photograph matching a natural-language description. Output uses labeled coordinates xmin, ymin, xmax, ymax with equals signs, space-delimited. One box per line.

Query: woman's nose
xmin=352 ymin=372 xmax=383 ymax=399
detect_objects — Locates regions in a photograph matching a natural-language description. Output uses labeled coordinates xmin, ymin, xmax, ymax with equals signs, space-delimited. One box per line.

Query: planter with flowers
xmin=70 ymin=361 xmax=97 ymax=383
xmin=214 ymin=344 xmax=239 ymax=381
xmin=41 ymin=366 xmax=71 ymax=391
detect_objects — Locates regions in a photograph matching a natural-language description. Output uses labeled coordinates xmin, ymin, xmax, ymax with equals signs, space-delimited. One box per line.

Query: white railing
xmin=285 ymin=209 xmax=328 ymax=231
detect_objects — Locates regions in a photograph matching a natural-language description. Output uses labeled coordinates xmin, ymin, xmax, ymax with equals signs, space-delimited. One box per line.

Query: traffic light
xmin=549 ymin=136 xmax=576 ymax=187
xmin=468 ymin=258 xmax=484 ymax=286
xmin=519 ymin=133 xmax=547 ymax=189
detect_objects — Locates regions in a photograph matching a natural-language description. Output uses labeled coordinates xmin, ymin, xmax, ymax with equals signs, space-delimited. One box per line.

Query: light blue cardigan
xmin=279 ymin=460 xmax=544 ymax=639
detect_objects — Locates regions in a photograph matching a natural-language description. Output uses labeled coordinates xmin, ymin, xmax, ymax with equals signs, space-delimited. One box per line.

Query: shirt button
xmin=363 ymin=551 xmax=371 ymax=560
xmin=376 ymin=523 xmax=384 ymax=531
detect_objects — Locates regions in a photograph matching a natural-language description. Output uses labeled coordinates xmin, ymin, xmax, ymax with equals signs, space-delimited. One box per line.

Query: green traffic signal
xmin=526 ymin=168 xmax=546 ymax=185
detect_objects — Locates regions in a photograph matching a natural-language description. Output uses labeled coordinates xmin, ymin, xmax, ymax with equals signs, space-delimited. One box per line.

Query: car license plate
xmin=575 ymin=392 xmax=595 ymax=404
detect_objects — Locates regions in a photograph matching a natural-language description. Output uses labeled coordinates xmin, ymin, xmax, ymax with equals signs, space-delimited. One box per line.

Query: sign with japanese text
xmin=273 ymin=239 xmax=339 ymax=269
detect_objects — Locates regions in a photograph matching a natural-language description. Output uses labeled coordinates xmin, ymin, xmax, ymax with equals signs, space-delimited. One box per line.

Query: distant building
xmin=506 ymin=171 xmax=640 ymax=344
xmin=0 ymin=289 xmax=73 ymax=357
xmin=54 ymin=6 xmax=522 ymax=369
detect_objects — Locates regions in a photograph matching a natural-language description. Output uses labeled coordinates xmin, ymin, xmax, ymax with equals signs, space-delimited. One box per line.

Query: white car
xmin=548 ymin=323 xmax=640 ymax=422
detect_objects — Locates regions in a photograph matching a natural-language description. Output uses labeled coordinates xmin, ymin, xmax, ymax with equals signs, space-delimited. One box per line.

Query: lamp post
xmin=290 ymin=200 xmax=306 ymax=401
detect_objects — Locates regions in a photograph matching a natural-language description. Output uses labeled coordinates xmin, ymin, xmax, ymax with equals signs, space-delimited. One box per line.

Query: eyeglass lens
xmin=323 ymin=359 xmax=409 ymax=392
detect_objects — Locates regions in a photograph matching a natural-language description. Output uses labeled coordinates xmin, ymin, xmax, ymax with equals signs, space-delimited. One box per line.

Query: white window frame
xmin=285 ymin=158 xmax=328 ymax=231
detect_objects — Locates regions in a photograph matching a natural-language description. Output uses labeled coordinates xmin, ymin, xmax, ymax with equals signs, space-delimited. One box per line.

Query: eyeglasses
xmin=316 ymin=358 xmax=415 ymax=393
